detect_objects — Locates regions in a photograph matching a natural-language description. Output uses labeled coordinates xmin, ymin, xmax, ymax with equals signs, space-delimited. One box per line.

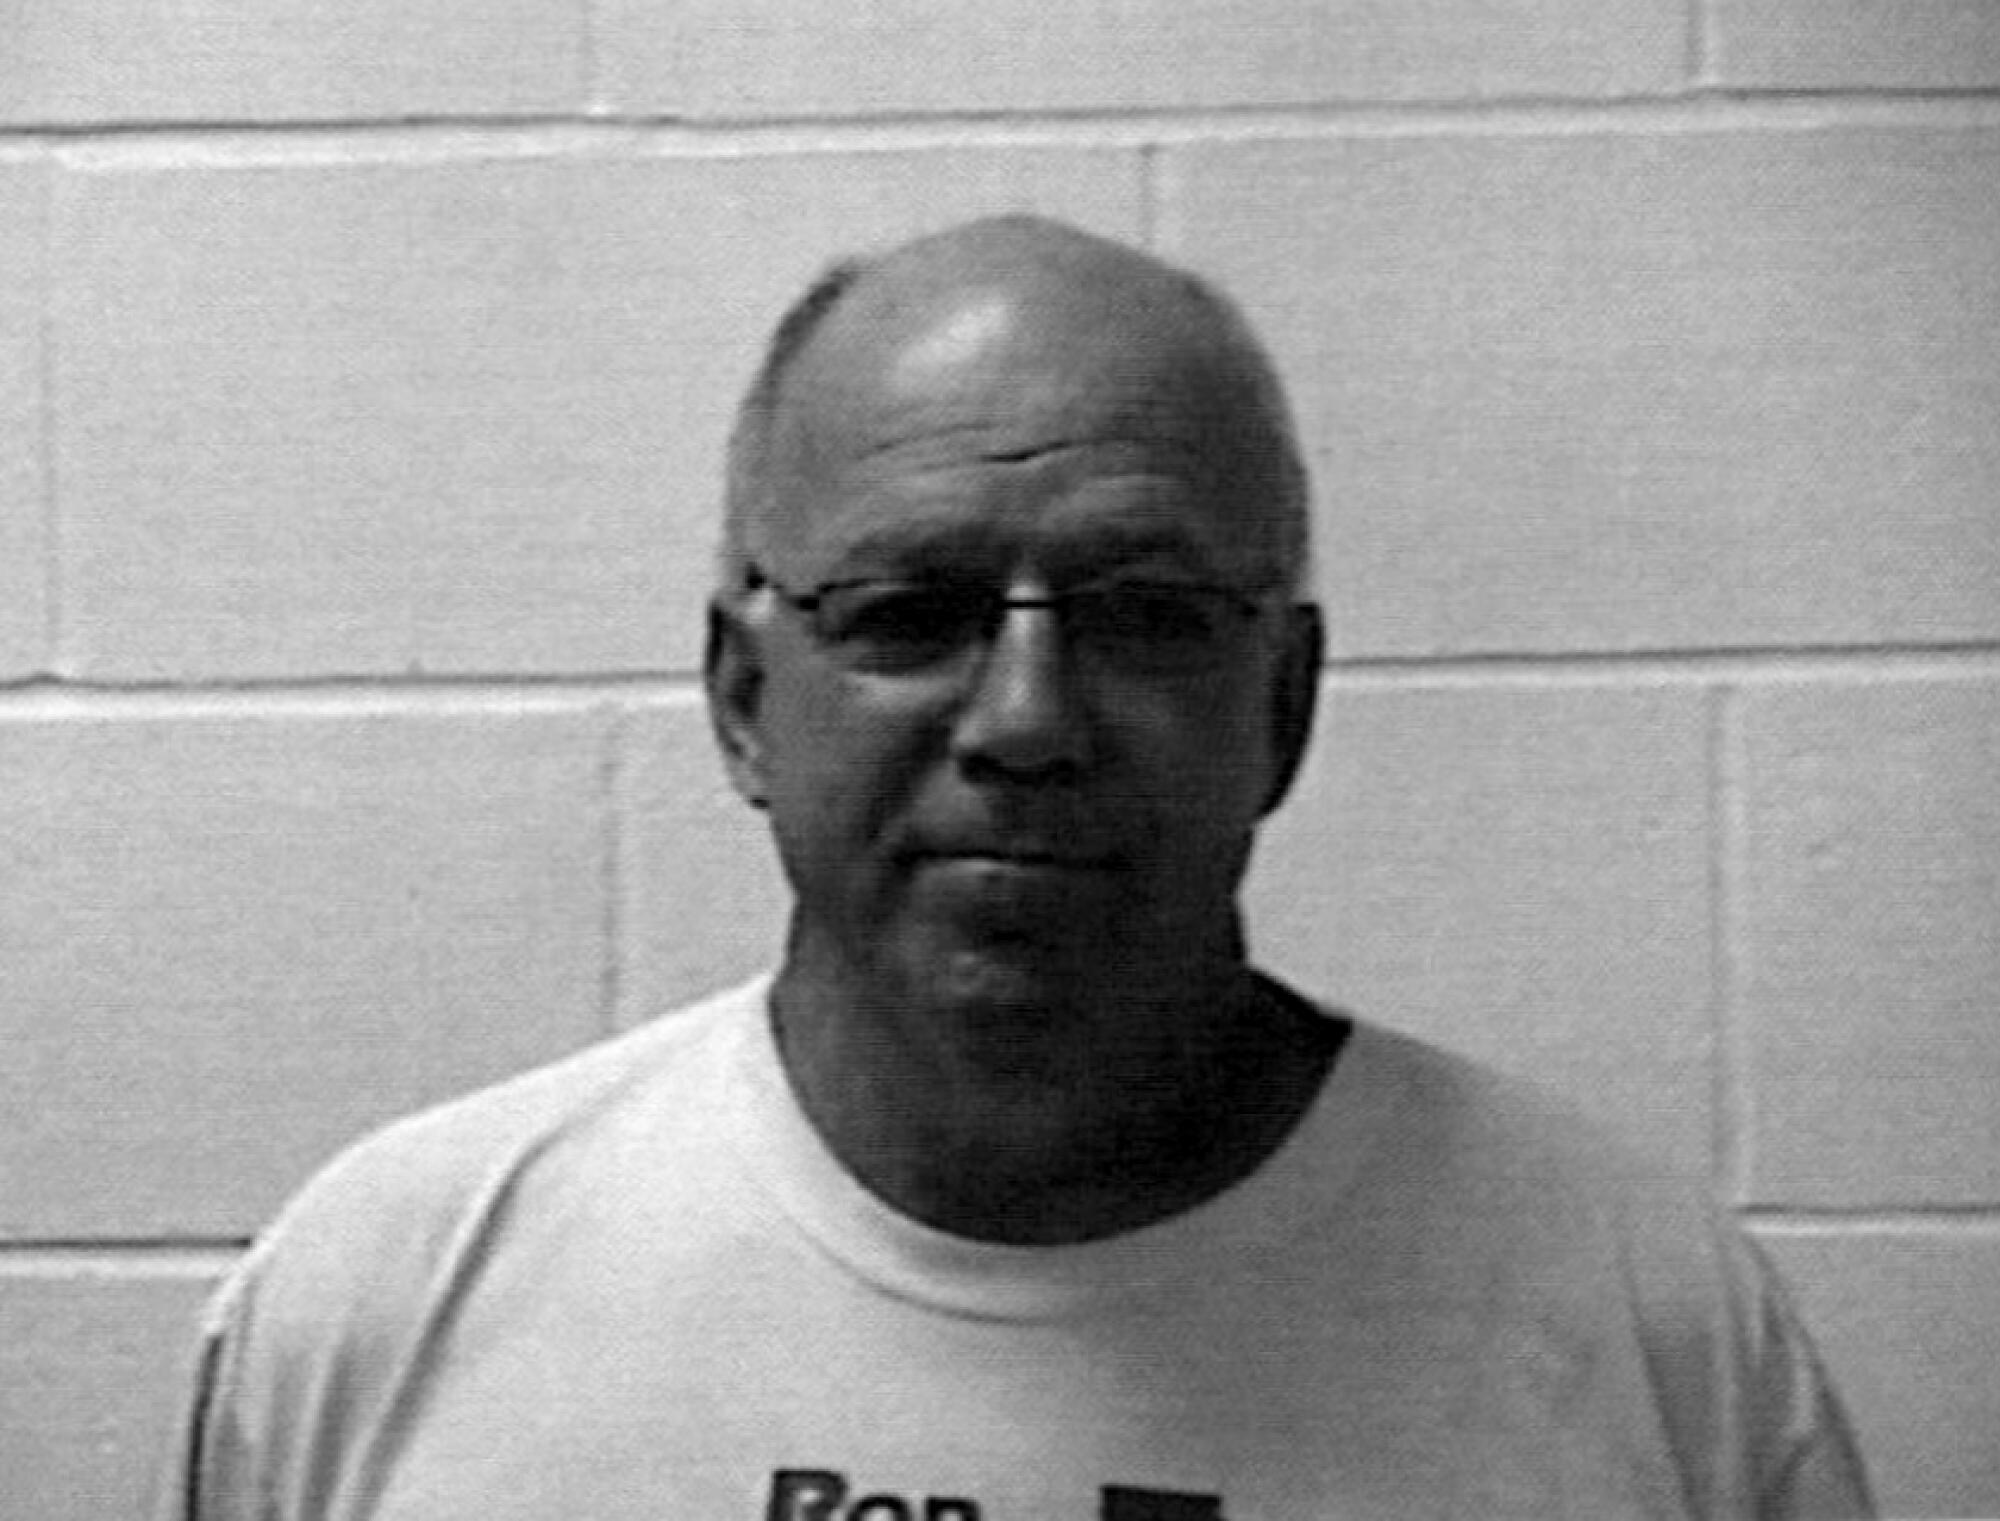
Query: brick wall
xmin=2 ymin=6 xmax=1994 ymax=1516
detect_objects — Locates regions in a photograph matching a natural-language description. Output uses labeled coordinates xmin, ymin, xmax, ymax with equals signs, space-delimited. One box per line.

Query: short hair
xmin=717 ymin=239 xmax=1312 ymax=601
xmin=719 ymin=258 xmax=866 ymax=598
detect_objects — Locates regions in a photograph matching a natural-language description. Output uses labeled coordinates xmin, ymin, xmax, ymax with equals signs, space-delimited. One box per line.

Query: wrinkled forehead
xmin=765 ymin=251 xmax=1298 ymax=575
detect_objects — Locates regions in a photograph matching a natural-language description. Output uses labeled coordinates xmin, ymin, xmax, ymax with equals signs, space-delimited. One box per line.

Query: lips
xmin=909 ymin=839 xmax=1121 ymax=872
xmin=907 ymin=851 xmax=1122 ymax=938
xmin=901 ymin=801 xmax=1132 ymax=884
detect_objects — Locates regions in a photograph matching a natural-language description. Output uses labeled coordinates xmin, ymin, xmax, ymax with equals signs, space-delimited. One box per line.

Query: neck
xmin=768 ymin=938 xmax=1338 ymax=1245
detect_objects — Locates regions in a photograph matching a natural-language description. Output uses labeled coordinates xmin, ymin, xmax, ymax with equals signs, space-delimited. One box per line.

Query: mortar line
xmin=21 ymin=90 xmax=2000 ymax=164
xmin=578 ymin=0 xmax=607 ymax=119
xmin=1136 ymin=139 xmax=1161 ymax=251
xmin=35 ymin=151 xmax=61 ymax=676
xmin=1 ymin=642 xmax=1997 ymax=712
xmin=1741 ymin=1207 xmax=2000 ymax=1233
xmin=0 ymin=672 xmax=710 ymax=710
xmin=0 ymin=1240 xmax=249 ymax=1271
xmin=1323 ymin=644 xmax=2000 ymax=686
xmin=1687 ymin=0 xmax=1714 ymax=91
xmin=1708 ymin=681 xmax=1753 ymax=1206
xmin=595 ymin=702 xmax=630 ymax=1038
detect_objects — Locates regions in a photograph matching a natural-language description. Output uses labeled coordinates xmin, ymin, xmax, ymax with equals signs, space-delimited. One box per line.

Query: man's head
xmin=707 ymin=215 xmax=1321 ymax=1029
xmin=720 ymin=217 xmax=1312 ymax=604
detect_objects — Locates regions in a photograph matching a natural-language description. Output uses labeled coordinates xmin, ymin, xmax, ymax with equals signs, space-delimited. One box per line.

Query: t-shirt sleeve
xmin=148 ymin=996 xmax=734 ymax=1521
xmin=1612 ymin=1172 xmax=1876 ymax=1521
xmin=153 ymin=1266 xmax=263 ymax=1521
xmin=1739 ymin=1233 xmax=1875 ymax=1521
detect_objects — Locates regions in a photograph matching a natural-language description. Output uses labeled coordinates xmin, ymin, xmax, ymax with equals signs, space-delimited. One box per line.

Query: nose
xmin=948 ymin=598 xmax=1091 ymax=782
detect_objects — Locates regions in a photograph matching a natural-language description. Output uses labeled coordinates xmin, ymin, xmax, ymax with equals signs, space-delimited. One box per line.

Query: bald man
xmin=161 ymin=218 xmax=1872 ymax=1520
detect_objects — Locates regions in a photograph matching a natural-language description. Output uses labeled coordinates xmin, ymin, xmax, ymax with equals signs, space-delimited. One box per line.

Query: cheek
xmin=1143 ymin=688 xmax=1277 ymax=805
xmin=761 ymin=679 xmax=940 ymax=852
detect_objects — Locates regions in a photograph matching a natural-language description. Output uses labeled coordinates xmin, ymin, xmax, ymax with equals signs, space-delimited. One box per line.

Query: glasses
xmin=745 ymin=566 xmax=1277 ymax=676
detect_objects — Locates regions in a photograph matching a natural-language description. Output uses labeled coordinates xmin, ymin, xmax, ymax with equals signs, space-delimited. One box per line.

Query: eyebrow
xmin=823 ymin=517 xmax=1228 ymax=584
xmin=816 ymin=521 xmax=1002 ymax=578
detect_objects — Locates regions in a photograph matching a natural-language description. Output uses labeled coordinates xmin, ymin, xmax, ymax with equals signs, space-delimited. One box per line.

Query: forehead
xmin=766 ymin=266 xmax=1293 ymax=578
xmin=796 ymin=448 xmax=1246 ymax=583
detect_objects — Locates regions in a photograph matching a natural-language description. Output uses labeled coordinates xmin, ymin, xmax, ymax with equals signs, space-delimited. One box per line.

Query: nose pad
xmin=949 ymin=601 xmax=1090 ymax=780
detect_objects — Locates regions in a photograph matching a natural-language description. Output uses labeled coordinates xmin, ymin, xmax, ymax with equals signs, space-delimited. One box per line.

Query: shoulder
xmin=1319 ymin=1017 xmax=1760 ymax=1384
xmin=1335 ymin=1017 xmax=1673 ymax=1200
xmin=229 ymin=977 xmax=767 ymax=1338
xmin=1326 ymin=1016 xmax=1873 ymax=1516
xmin=165 ymin=981 xmax=773 ymax=1518
xmin=1333 ymin=1017 xmax=1748 ymax=1297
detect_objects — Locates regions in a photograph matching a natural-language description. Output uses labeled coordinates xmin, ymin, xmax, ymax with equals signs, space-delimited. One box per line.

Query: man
xmin=162 ymin=216 xmax=1872 ymax=1519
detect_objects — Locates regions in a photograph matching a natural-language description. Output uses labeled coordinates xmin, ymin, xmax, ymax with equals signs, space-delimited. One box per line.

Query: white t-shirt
xmin=160 ymin=977 xmax=1872 ymax=1520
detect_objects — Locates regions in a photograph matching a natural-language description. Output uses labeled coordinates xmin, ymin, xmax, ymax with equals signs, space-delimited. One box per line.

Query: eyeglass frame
xmin=739 ymin=562 xmax=1304 ymax=678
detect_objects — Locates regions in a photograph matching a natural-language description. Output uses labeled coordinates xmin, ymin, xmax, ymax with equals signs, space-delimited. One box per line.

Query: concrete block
xmin=0 ymin=1263 xmax=224 ymax=1521
xmin=1757 ymin=1227 xmax=2000 ymax=1521
xmin=1166 ymin=128 xmax=2000 ymax=658
xmin=618 ymin=695 xmax=791 ymax=1027
xmin=57 ymin=147 xmax=1139 ymax=681
xmin=0 ymin=705 xmax=610 ymax=1238
xmin=1736 ymin=676 xmax=2000 ymax=1207
xmin=0 ymin=155 xmax=48 ymax=680
xmin=1711 ymin=0 xmax=2000 ymax=90
xmin=0 ymin=0 xmax=582 ymax=124
xmin=1246 ymin=680 xmax=1715 ymax=1176
xmin=597 ymin=0 xmax=1682 ymax=118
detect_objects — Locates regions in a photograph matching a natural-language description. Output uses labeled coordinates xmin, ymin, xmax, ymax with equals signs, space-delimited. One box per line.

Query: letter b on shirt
xmin=766 ymin=1470 xmax=980 ymax=1521
xmin=768 ymin=1470 xmax=849 ymax=1521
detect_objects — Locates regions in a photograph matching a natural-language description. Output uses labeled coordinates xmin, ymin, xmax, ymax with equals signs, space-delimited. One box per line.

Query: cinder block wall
xmin=3 ymin=6 xmax=1995 ymax=1517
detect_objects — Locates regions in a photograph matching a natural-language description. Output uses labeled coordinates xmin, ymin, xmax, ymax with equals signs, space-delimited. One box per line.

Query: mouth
xmin=913 ymin=843 xmax=1121 ymax=873
xmin=905 ymin=848 xmax=1129 ymax=906
xmin=900 ymin=834 xmax=1131 ymax=943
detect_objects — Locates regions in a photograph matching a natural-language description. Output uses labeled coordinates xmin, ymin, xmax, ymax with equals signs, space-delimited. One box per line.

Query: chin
xmin=923 ymin=946 xmax=1071 ymax=1019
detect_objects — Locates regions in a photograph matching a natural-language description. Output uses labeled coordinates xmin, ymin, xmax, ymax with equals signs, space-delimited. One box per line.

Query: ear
xmin=705 ymin=597 xmax=770 ymax=810
xmin=1258 ymin=603 xmax=1322 ymax=818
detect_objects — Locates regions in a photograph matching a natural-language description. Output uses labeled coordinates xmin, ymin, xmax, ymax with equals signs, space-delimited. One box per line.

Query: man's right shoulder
xmin=227 ymin=978 xmax=766 ymax=1330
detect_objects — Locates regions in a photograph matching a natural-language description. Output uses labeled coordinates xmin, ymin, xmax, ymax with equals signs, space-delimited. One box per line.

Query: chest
xmin=356 ymin=1240 xmax=1690 ymax=1521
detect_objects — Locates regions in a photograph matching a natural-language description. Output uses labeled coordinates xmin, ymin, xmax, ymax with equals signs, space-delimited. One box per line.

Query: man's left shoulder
xmin=1321 ymin=1017 xmax=1873 ymax=1515
xmin=1335 ymin=1018 xmax=1695 ymax=1202
xmin=1325 ymin=1016 xmax=1767 ymax=1308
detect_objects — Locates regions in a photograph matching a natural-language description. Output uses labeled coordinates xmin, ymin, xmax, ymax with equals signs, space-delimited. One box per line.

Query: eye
xmin=1078 ymin=585 xmax=1234 ymax=650
xmin=818 ymin=582 xmax=986 ymax=667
